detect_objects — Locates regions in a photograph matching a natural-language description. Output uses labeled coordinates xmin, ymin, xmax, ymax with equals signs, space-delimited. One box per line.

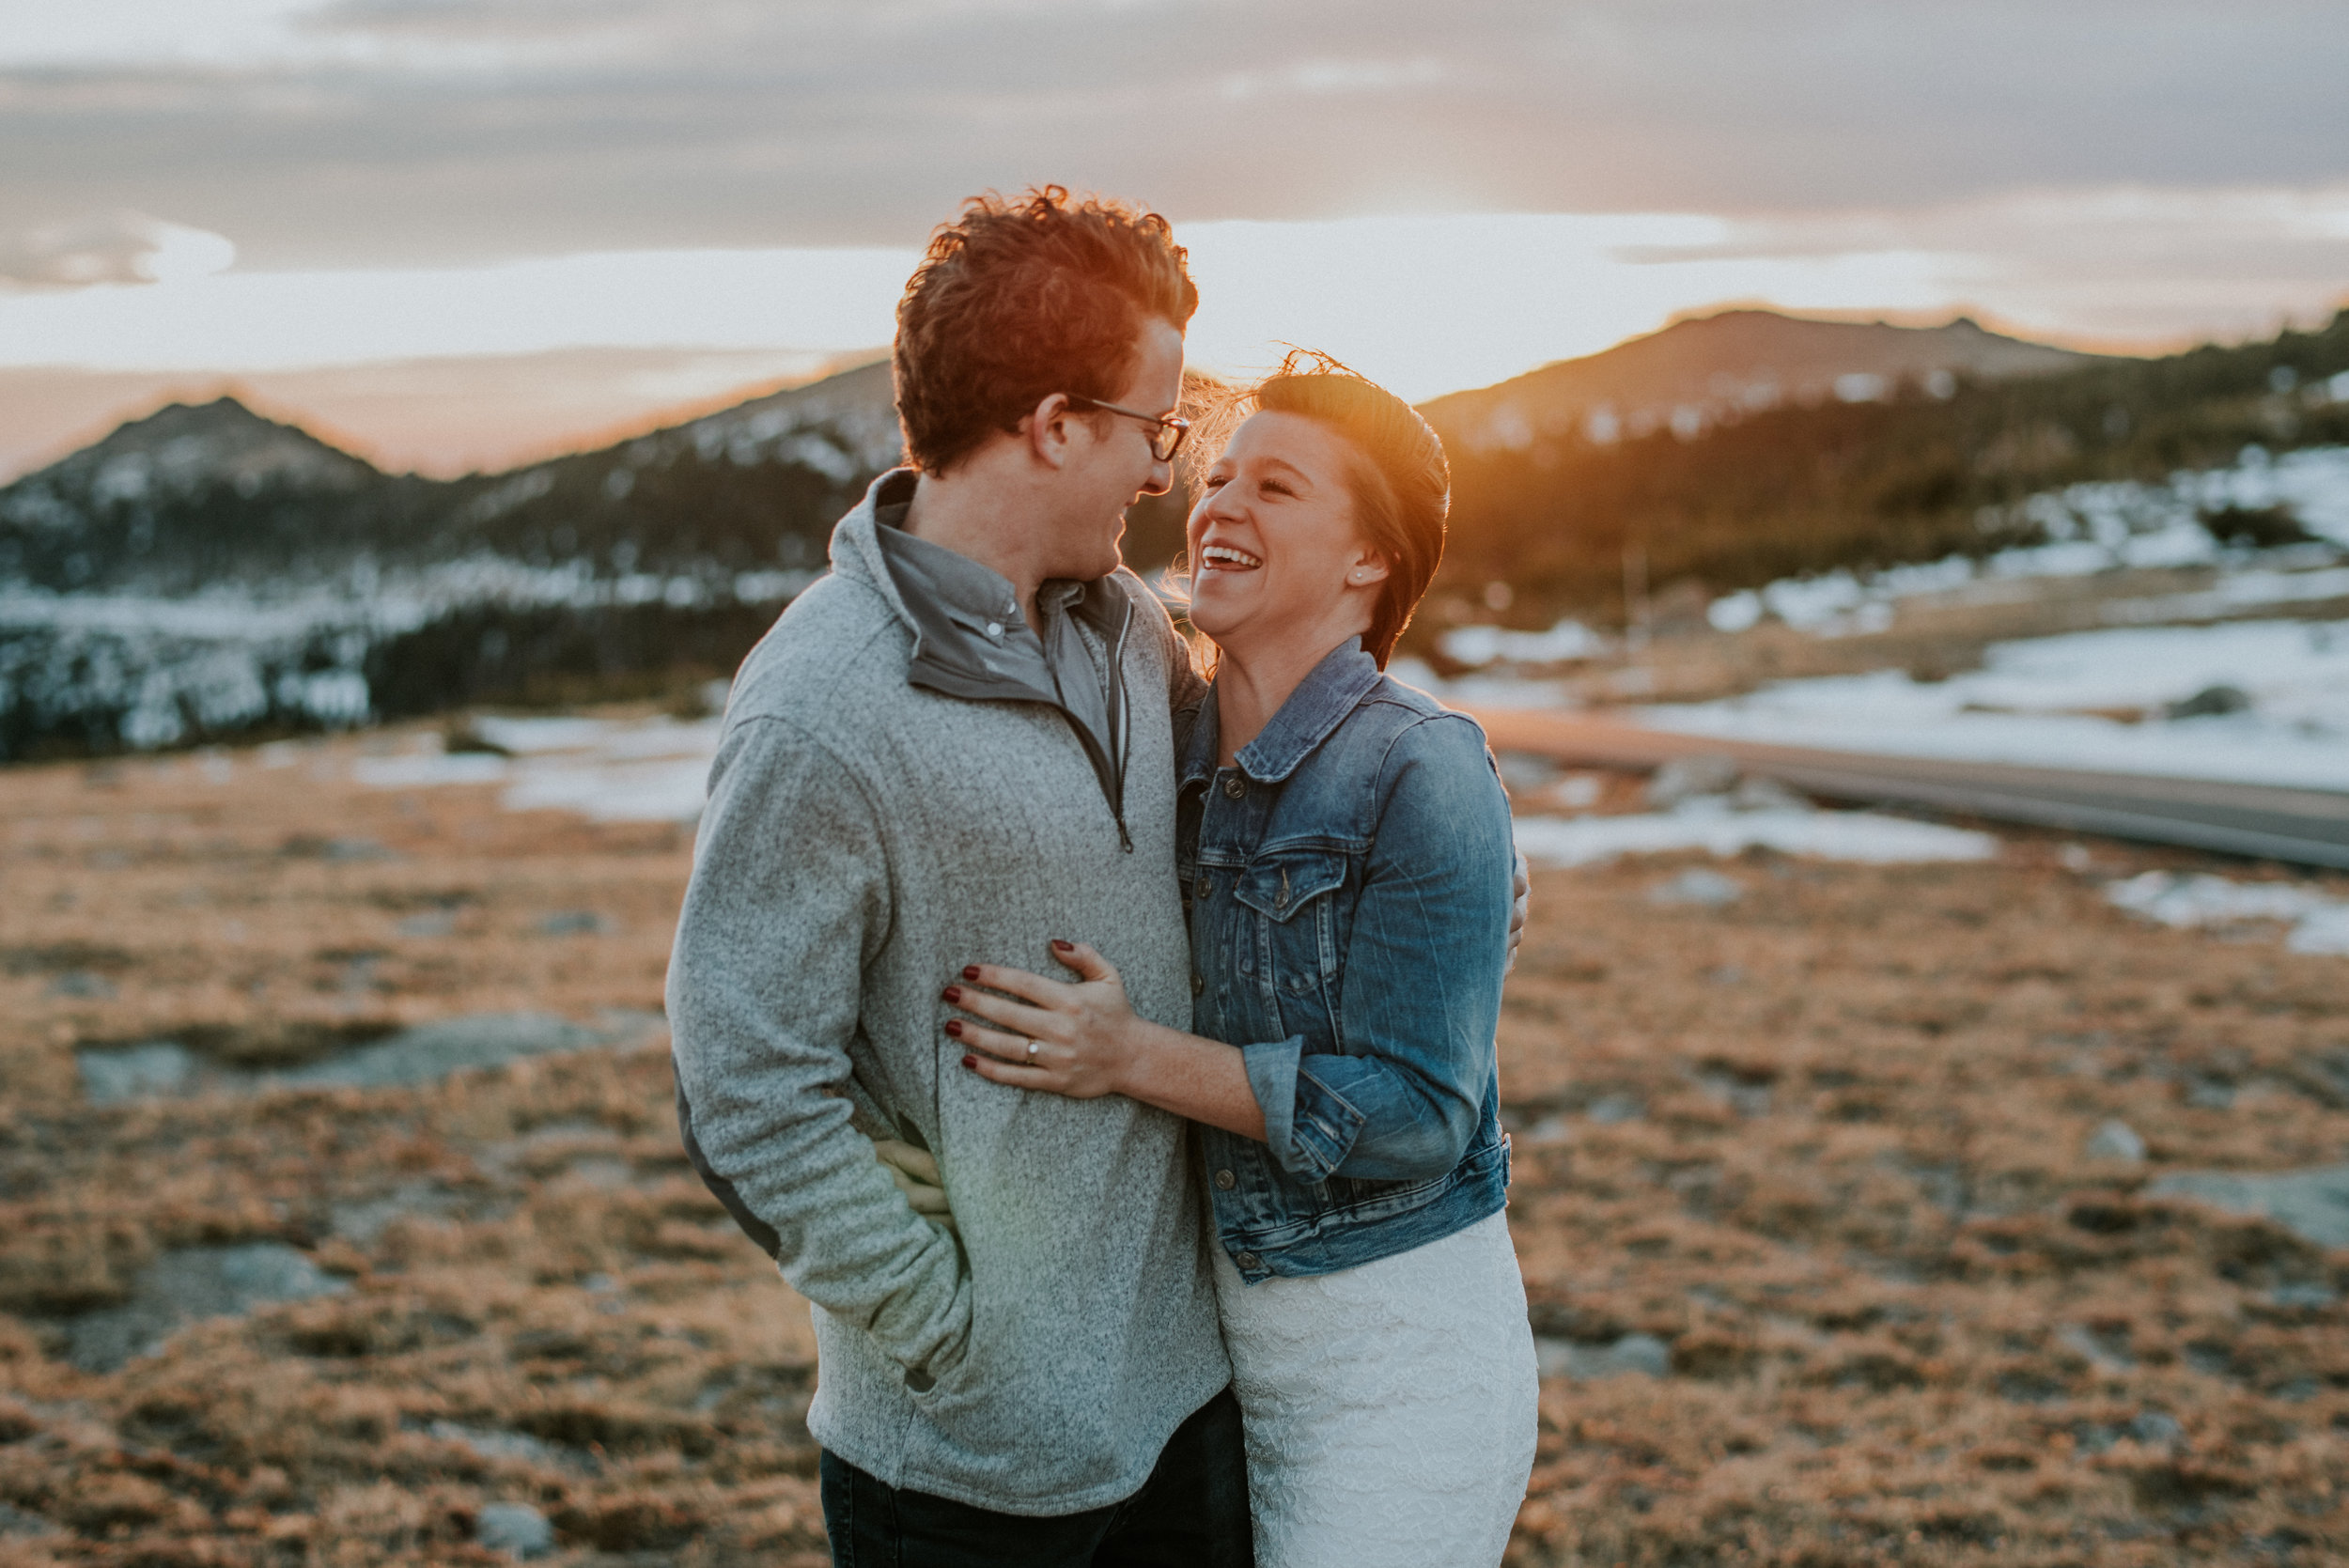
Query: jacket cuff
xmin=1242 ymin=1038 xmax=1368 ymax=1182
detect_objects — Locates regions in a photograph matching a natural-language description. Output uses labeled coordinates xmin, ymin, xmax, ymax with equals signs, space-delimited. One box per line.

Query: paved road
xmin=1470 ymin=708 xmax=2349 ymax=871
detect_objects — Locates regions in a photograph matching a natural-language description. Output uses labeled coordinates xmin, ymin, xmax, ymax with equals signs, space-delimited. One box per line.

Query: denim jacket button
xmin=1215 ymin=1169 xmax=1237 ymax=1190
xmin=1191 ymin=972 xmax=1206 ymax=996
xmin=1236 ymin=1251 xmax=1261 ymax=1270
xmin=1223 ymin=775 xmax=1246 ymax=800
xmin=1194 ymin=875 xmax=1210 ymax=900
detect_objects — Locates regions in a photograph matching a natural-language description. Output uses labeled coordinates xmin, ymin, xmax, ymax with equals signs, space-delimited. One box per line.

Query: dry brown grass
xmin=1499 ymin=839 xmax=2349 ymax=1565
xmin=2 ymin=720 xmax=2345 ymax=1564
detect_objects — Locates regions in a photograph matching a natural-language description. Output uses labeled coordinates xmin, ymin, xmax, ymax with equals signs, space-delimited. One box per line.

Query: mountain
xmin=1419 ymin=310 xmax=2101 ymax=456
xmin=0 ymin=314 xmax=2087 ymax=603
xmin=407 ymin=356 xmax=901 ymax=583
xmin=0 ymin=361 xmax=906 ymax=758
xmin=1426 ymin=309 xmax=2349 ymax=629
xmin=0 ymin=398 xmax=434 ymax=596
xmin=7 ymin=308 xmax=2348 ymax=759
xmin=6 ymin=396 xmax=379 ymax=505
xmin=0 ymin=360 xmax=903 ymax=597
xmin=0 ymin=348 xmax=884 ymax=486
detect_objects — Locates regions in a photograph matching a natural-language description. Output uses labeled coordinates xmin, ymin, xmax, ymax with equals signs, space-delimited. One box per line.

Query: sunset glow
xmin=5 ymin=1 xmax=2345 ymax=473
xmin=8 ymin=191 xmax=2346 ymax=477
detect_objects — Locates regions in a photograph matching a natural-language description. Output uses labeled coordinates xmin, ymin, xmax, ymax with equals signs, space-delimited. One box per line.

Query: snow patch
xmin=502 ymin=757 xmax=712 ymax=823
xmin=1515 ymin=800 xmax=1999 ymax=868
xmin=350 ymin=751 xmax=509 ymax=788
xmin=1706 ymin=446 xmax=2349 ymax=636
xmin=2105 ymin=871 xmax=2349 ymax=955
xmin=0 ymin=559 xmax=800 ymax=757
xmin=1439 ymin=618 xmax=1611 ymax=668
xmin=2149 ymin=1167 xmax=2349 ymax=1250
xmin=1387 ymin=657 xmax=1576 ymax=710
xmin=1642 ymin=620 xmax=2349 ymax=791
xmin=354 ymin=715 xmax=721 ymax=821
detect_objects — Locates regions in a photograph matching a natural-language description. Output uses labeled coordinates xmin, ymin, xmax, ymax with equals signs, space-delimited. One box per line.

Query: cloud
xmin=8 ymin=197 xmax=2339 ymax=404
xmin=0 ymin=1 xmax=320 ymax=68
xmin=1661 ymin=187 xmax=2349 ymax=344
xmin=2 ymin=1 xmax=2345 ymax=267
xmin=0 ymin=246 xmax=911 ymax=369
xmin=2 ymin=0 xmax=2344 ymax=389
xmin=0 ymin=210 xmax=237 ymax=287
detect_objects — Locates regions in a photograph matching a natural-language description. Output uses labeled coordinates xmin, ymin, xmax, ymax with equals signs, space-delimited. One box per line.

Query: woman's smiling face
xmin=1185 ymin=410 xmax=1388 ymax=657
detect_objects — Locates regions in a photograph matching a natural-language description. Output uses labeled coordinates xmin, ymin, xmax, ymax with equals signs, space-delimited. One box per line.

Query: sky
xmin=4 ymin=0 xmax=2348 ymax=476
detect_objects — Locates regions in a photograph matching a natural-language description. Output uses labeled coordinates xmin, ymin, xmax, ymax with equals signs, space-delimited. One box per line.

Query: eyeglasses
xmin=1065 ymin=394 xmax=1190 ymax=462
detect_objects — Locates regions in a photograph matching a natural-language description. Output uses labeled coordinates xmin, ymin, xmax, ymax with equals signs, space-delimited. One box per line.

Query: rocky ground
xmin=2 ymin=719 xmax=2345 ymax=1566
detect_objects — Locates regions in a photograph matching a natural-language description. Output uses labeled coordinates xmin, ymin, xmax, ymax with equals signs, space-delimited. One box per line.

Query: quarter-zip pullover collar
xmin=844 ymin=469 xmax=1139 ymax=848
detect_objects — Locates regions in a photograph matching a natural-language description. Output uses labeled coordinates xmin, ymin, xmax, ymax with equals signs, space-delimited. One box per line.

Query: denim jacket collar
xmin=1178 ymin=636 xmax=1383 ymax=789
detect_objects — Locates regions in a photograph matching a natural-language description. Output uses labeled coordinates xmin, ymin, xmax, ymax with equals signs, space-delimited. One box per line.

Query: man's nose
xmin=1140 ymin=455 xmax=1174 ymax=497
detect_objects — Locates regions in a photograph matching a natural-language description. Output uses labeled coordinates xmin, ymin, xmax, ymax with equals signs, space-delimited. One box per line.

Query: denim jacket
xmin=1178 ymin=638 xmax=1515 ymax=1282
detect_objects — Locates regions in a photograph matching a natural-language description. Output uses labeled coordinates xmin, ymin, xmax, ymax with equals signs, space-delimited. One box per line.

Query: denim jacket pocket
xmin=1233 ymin=848 xmax=1350 ymax=1030
xmin=1232 ymin=846 xmax=1348 ymax=924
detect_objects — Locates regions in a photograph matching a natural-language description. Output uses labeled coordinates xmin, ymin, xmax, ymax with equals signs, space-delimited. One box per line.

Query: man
xmin=666 ymin=188 xmax=1247 ymax=1565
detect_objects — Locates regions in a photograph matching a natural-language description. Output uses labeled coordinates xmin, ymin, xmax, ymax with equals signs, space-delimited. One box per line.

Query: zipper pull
xmin=1117 ymin=816 xmax=1133 ymax=853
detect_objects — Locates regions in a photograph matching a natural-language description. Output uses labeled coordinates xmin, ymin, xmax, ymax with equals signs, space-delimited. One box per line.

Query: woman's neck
xmin=1213 ymin=629 xmax=1363 ymax=765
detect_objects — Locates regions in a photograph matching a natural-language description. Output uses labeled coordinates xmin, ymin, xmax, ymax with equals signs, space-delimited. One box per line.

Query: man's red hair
xmin=893 ymin=186 xmax=1198 ymax=474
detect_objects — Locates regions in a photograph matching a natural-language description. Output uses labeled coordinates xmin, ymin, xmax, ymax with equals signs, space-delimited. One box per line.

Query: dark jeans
xmin=819 ymin=1386 xmax=1253 ymax=1568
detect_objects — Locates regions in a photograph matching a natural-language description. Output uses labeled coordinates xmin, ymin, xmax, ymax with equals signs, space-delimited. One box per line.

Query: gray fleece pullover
xmin=666 ymin=472 xmax=1228 ymax=1515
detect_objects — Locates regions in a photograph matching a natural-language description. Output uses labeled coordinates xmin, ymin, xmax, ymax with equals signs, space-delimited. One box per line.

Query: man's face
xmin=1043 ymin=318 xmax=1184 ymax=582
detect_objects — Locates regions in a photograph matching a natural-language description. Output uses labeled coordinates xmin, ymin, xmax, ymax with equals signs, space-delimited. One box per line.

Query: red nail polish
xmin=942 ymin=986 xmax=962 ymax=1003
xmin=961 ymin=1055 xmax=977 ymax=1069
xmin=962 ymin=966 xmax=980 ymax=982
xmin=944 ymin=1019 xmax=963 ymax=1037
xmin=1051 ymin=939 xmax=1075 ymax=952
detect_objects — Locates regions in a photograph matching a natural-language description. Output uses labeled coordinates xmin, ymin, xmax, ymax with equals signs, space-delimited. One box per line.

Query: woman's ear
xmin=1346 ymin=550 xmax=1392 ymax=587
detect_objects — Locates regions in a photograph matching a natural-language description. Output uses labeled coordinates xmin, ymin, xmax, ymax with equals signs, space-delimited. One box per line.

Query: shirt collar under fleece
xmin=857 ymin=468 xmax=1138 ymax=845
xmin=866 ymin=471 xmax=1108 ymax=696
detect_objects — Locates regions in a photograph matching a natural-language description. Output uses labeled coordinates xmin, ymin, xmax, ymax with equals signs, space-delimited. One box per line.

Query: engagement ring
xmin=1026 ymin=1040 xmax=1040 ymax=1062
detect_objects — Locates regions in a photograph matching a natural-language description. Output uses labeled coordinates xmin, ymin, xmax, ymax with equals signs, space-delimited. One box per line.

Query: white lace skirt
xmin=1211 ymin=1207 xmax=1538 ymax=1568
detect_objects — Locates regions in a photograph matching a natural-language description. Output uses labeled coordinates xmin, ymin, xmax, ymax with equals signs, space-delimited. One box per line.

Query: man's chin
xmin=1082 ymin=532 xmax=1126 ymax=582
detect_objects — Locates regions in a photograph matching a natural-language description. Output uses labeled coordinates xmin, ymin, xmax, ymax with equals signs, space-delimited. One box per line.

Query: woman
xmin=942 ymin=352 xmax=1537 ymax=1566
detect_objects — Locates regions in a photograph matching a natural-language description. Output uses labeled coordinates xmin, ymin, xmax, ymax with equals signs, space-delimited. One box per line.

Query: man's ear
xmin=1024 ymin=393 xmax=1076 ymax=471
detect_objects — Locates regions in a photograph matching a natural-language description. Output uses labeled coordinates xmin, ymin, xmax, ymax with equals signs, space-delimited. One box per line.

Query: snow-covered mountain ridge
xmin=0 ymin=361 xmax=899 ymax=757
